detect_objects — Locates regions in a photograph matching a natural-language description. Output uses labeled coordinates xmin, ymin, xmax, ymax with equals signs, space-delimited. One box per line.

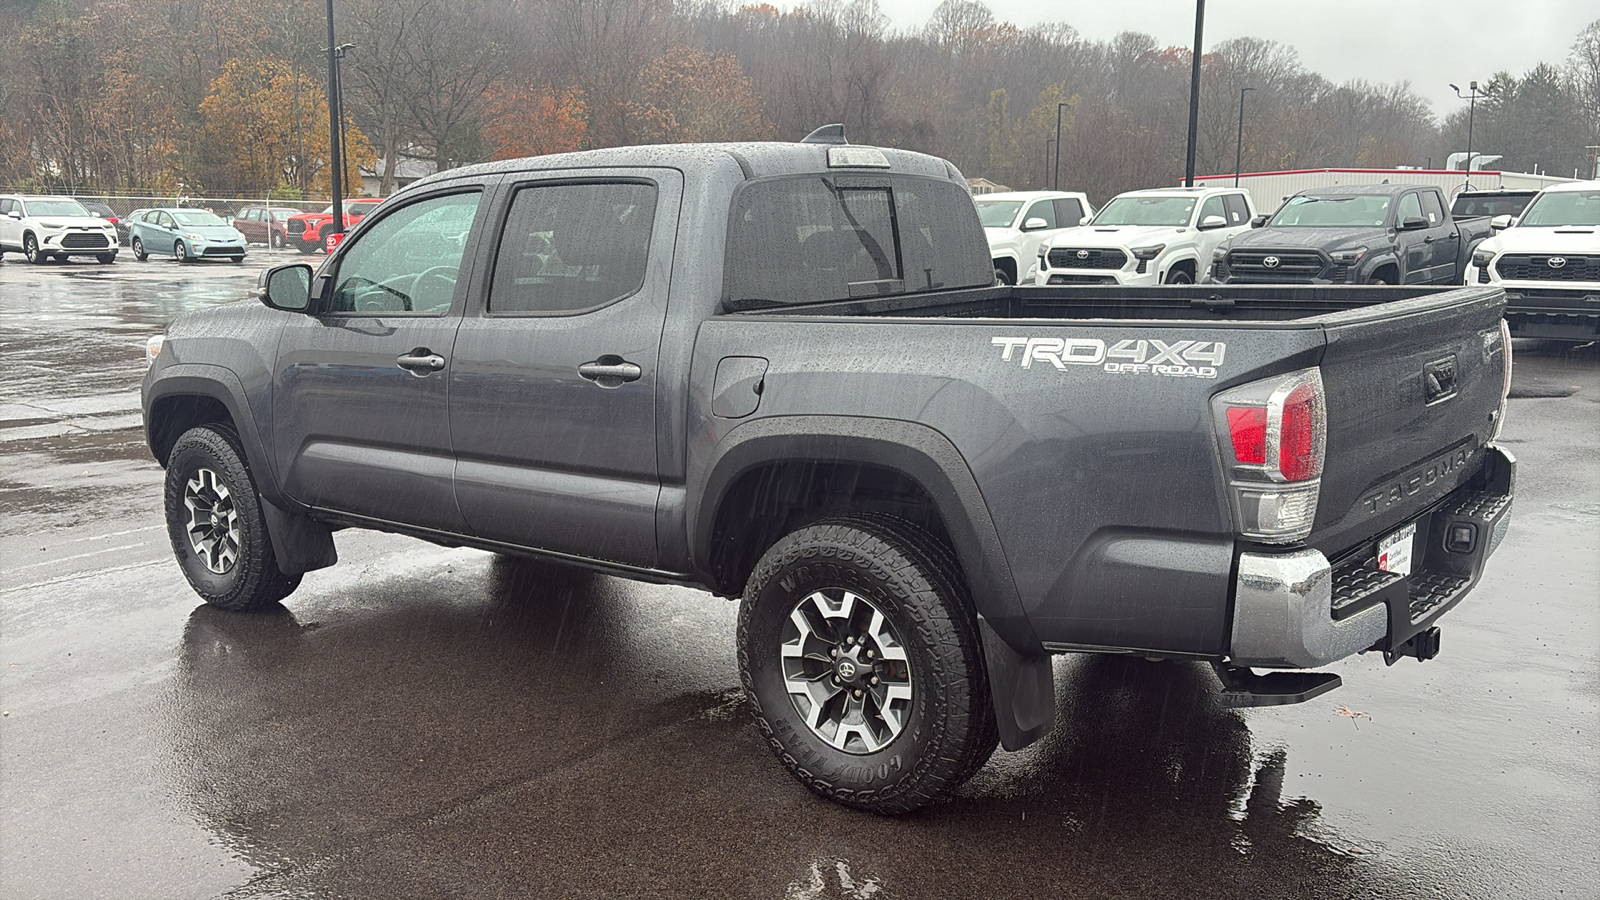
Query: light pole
xmin=325 ymin=0 xmax=344 ymax=234
xmin=1183 ymin=0 xmax=1206 ymax=187
xmin=1234 ymin=86 xmax=1255 ymax=187
xmin=1044 ymin=138 xmax=1056 ymax=189
xmin=1053 ymin=102 xmax=1070 ymax=190
xmin=1449 ymin=81 xmax=1486 ymax=191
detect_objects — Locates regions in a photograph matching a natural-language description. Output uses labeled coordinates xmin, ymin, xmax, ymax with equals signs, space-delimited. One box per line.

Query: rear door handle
xmin=578 ymin=356 xmax=642 ymax=387
xmin=397 ymin=350 xmax=446 ymax=374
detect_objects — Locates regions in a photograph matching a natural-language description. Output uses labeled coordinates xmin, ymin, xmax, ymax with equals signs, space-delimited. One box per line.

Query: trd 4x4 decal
xmin=991 ymin=336 xmax=1226 ymax=378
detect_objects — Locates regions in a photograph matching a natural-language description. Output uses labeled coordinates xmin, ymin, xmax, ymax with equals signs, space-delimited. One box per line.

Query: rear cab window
xmin=724 ymin=174 xmax=992 ymax=309
xmin=1419 ymin=191 xmax=1446 ymax=225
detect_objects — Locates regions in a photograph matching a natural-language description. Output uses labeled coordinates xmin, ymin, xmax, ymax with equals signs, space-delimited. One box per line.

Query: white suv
xmin=1465 ymin=179 xmax=1600 ymax=341
xmin=973 ymin=190 xmax=1095 ymax=285
xmin=1034 ymin=186 xmax=1254 ymax=285
xmin=0 ymin=195 xmax=120 ymax=264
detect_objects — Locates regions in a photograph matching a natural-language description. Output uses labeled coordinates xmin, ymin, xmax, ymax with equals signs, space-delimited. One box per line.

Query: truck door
xmin=272 ymin=186 xmax=488 ymax=532
xmin=1395 ymin=191 xmax=1431 ymax=283
xmin=447 ymin=170 xmax=681 ymax=569
xmin=1419 ymin=190 xmax=1459 ymax=283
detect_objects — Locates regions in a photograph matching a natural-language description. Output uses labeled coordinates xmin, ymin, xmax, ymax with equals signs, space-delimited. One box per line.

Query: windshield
xmin=1269 ymin=195 xmax=1392 ymax=227
xmin=974 ymin=200 xmax=1023 ymax=228
xmin=1517 ymin=190 xmax=1600 ymax=227
xmin=1452 ymin=194 xmax=1535 ymax=219
xmin=171 ymin=210 xmax=227 ymax=226
xmin=270 ymin=209 xmax=296 ymax=221
xmin=26 ymin=199 xmax=90 ymax=217
xmin=1091 ymin=196 xmax=1196 ymax=227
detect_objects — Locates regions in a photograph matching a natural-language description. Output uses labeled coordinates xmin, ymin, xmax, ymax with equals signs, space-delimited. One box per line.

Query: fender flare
xmin=1356 ymin=252 xmax=1402 ymax=283
xmin=143 ymin=364 xmax=336 ymax=575
xmin=689 ymin=415 xmax=1054 ymax=750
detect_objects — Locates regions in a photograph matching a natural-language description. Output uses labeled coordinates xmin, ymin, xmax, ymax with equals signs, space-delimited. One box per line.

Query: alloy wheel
xmin=183 ymin=468 xmax=240 ymax=574
xmin=781 ymin=588 xmax=913 ymax=754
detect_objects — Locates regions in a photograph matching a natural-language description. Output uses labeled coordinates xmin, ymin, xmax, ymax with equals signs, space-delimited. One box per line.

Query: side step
xmin=1211 ymin=663 xmax=1342 ymax=709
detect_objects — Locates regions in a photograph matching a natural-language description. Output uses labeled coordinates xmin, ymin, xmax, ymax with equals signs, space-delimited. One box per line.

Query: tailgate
xmin=1308 ymin=287 xmax=1508 ymax=559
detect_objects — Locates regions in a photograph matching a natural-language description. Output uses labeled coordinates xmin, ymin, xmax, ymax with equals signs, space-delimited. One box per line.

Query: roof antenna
xmin=802 ymin=124 xmax=848 ymax=145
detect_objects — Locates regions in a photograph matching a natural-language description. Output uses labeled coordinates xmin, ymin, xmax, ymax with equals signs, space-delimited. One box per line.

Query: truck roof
xmin=409 ymin=142 xmax=963 ymax=191
xmin=1536 ymin=178 xmax=1600 ymax=195
xmin=1295 ymin=183 xmax=1436 ymax=197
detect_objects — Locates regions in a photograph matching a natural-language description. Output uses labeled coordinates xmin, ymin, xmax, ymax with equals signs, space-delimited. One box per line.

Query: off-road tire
xmin=164 ymin=425 xmax=301 ymax=611
xmin=739 ymin=514 xmax=998 ymax=814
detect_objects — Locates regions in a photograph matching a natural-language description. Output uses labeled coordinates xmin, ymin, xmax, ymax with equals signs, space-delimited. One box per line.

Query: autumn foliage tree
xmin=198 ymin=57 xmax=377 ymax=197
xmin=482 ymin=83 xmax=587 ymax=160
xmin=628 ymin=49 xmax=772 ymax=144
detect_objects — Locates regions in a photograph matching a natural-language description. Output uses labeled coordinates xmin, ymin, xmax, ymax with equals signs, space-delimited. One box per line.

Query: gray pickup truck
xmin=143 ymin=133 xmax=1515 ymax=813
xmin=1211 ymin=183 xmax=1495 ymax=286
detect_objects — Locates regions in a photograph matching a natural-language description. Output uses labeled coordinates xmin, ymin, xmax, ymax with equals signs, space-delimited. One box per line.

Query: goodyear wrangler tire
xmin=164 ymin=425 xmax=301 ymax=611
xmin=738 ymin=515 xmax=997 ymax=814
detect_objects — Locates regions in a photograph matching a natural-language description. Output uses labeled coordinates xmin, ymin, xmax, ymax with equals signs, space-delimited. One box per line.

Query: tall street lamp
xmin=1183 ymin=0 xmax=1206 ymax=187
xmin=1053 ymin=101 xmax=1070 ymax=190
xmin=325 ymin=0 xmax=345 ymax=235
xmin=1044 ymin=138 xmax=1056 ymax=189
xmin=1450 ymin=81 xmax=1486 ymax=191
xmin=1234 ymin=86 xmax=1255 ymax=187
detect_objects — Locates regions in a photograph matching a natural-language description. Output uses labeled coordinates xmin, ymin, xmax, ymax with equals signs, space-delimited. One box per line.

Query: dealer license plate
xmin=1377 ymin=522 xmax=1417 ymax=577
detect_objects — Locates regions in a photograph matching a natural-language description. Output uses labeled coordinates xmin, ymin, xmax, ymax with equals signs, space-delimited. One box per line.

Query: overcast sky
xmin=871 ymin=0 xmax=1595 ymax=116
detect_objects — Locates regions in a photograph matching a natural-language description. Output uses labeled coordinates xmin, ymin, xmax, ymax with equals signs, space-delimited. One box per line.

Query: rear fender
xmin=690 ymin=415 xmax=1054 ymax=750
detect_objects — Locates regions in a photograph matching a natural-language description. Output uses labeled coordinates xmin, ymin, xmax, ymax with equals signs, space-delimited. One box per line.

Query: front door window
xmin=328 ymin=191 xmax=482 ymax=315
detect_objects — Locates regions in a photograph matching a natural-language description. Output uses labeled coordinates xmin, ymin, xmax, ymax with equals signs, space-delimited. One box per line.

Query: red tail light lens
xmin=1211 ymin=367 xmax=1326 ymax=542
xmin=1278 ymin=382 xmax=1319 ymax=481
xmin=1226 ymin=407 xmax=1267 ymax=464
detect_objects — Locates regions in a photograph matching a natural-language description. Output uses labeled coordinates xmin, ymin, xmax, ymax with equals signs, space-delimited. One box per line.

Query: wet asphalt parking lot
xmin=0 ymin=250 xmax=1596 ymax=900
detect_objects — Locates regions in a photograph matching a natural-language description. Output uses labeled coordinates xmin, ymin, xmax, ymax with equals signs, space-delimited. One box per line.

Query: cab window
xmin=1222 ymin=194 xmax=1251 ymax=224
xmin=1023 ymin=200 xmax=1057 ymax=228
xmin=1397 ymin=192 xmax=1424 ymax=223
xmin=326 ymin=190 xmax=482 ymax=315
xmin=1419 ymin=191 xmax=1446 ymax=225
xmin=488 ymin=181 xmax=657 ymax=315
xmin=1198 ymin=195 xmax=1227 ymax=225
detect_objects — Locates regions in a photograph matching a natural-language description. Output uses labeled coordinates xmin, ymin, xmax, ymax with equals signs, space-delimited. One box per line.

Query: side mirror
xmin=1399 ymin=216 xmax=1429 ymax=231
xmin=1250 ymin=214 xmax=1269 ymax=228
xmin=1198 ymin=214 xmax=1227 ymax=230
xmin=1079 ymin=215 xmax=1092 ymax=225
xmin=4 ymin=210 xmax=20 ymax=220
xmin=1021 ymin=217 xmax=1050 ymax=231
xmin=258 ymin=264 xmax=313 ymax=312
xmin=1490 ymin=214 xmax=1513 ymax=230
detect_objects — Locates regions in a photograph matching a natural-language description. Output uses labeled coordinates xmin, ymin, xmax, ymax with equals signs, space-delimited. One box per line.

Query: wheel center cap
xmin=836 ymin=659 xmax=858 ymax=681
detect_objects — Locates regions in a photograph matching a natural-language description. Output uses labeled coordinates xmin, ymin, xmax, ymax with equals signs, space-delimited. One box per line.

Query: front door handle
xmin=397 ymin=349 xmax=446 ymax=374
xmin=1423 ymin=236 xmax=1435 ymax=244
xmin=578 ymin=356 xmax=642 ymax=388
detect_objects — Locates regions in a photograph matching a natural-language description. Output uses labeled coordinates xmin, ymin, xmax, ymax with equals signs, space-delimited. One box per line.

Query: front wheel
xmin=270 ymin=232 xmax=283 ymax=249
xmin=175 ymin=240 xmax=190 ymax=263
xmin=24 ymin=234 xmax=46 ymax=264
xmin=739 ymin=515 xmax=997 ymax=814
xmin=163 ymin=425 xmax=301 ymax=611
xmin=97 ymin=252 xmax=116 ymax=265
xmin=1164 ymin=266 xmax=1194 ymax=285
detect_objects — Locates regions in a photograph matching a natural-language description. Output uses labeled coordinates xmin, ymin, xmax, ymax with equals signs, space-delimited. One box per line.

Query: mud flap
xmin=260 ymin=497 xmax=337 ymax=575
xmin=979 ymin=616 xmax=1055 ymax=751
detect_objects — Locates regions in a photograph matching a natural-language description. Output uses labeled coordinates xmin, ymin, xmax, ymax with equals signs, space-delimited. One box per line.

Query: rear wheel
xmin=163 ymin=425 xmax=301 ymax=611
xmin=739 ymin=515 xmax=997 ymax=814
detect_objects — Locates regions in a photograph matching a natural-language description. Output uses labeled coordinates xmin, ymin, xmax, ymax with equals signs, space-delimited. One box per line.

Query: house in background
xmin=967 ymin=177 xmax=1010 ymax=195
xmin=359 ymin=156 xmax=437 ymax=196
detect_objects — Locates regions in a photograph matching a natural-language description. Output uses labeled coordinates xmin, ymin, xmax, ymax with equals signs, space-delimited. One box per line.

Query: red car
xmin=284 ymin=198 xmax=383 ymax=254
xmin=231 ymin=206 xmax=300 ymax=249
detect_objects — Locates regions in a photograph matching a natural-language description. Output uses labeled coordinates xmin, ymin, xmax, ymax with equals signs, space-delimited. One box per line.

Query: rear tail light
xmin=1211 ymin=367 xmax=1326 ymax=542
xmin=1491 ymin=319 xmax=1512 ymax=441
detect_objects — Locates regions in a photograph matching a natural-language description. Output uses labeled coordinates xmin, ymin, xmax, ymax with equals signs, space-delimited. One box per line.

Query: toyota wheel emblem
xmin=1262 ymin=255 xmax=1281 ymax=268
xmin=1548 ymin=256 xmax=1567 ymax=268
